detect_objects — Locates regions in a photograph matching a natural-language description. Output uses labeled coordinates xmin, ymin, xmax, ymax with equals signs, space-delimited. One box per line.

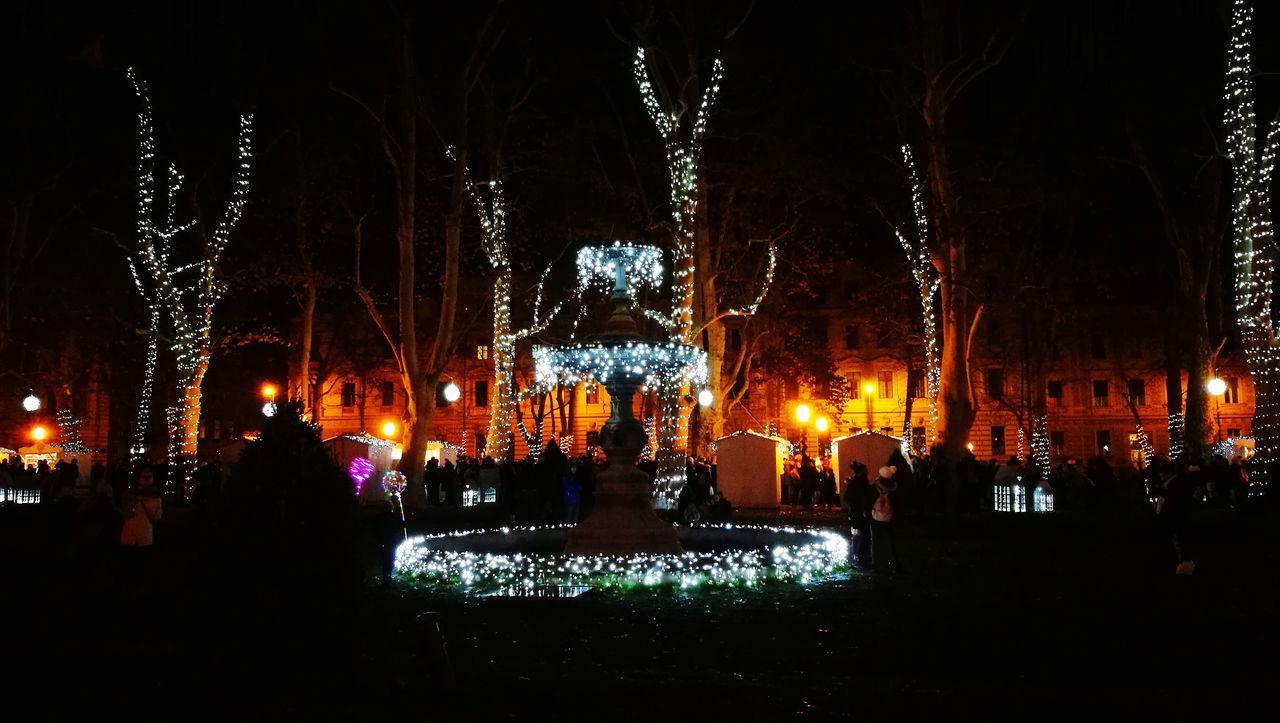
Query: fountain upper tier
xmin=534 ymin=242 xmax=706 ymax=391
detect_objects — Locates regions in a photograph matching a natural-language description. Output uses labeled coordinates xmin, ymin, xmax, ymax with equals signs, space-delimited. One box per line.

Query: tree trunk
xmin=296 ymin=281 xmax=316 ymax=415
xmin=484 ymin=267 xmax=515 ymax=459
xmin=1183 ymin=296 xmax=1212 ymax=460
xmin=1163 ymin=324 xmax=1185 ymax=458
xmin=174 ymin=350 xmax=210 ymax=496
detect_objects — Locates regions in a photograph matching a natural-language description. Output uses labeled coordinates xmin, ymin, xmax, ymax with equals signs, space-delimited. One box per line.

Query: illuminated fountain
xmin=534 ymin=243 xmax=706 ymax=554
xmin=394 ymin=243 xmax=848 ymax=591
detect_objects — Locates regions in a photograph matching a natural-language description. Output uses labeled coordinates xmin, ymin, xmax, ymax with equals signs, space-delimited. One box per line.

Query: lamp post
xmin=1208 ymin=377 xmax=1227 ymax=442
xmin=260 ymin=382 xmax=278 ymax=417
xmin=795 ymin=403 xmax=812 ymax=456
xmin=863 ymin=383 xmax=875 ymax=432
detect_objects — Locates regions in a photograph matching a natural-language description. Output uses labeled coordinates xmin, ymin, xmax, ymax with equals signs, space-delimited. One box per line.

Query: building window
xmin=877 ymin=371 xmax=893 ymax=398
xmin=380 ymin=381 xmax=395 ymax=407
xmin=585 ymin=384 xmax=600 ymax=405
xmin=474 ymin=380 xmax=489 ymax=408
xmin=1227 ymin=427 xmax=1241 ymax=438
xmin=1092 ymin=380 xmax=1109 ymax=407
xmin=1225 ymin=377 xmax=1240 ymax=404
xmin=848 ymin=372 xmax=861 ymax=400
xmin=1050 ymin=431 xmax=1065 ymax=456
xmin=1047 ymin=380 xmax=1064 ymax=406
xmin=1097 ymin=429 xmax=1112 ymax=455
xmin=1091 ymin=334 xmax=1106 ymax=359
xmin=876 ymin=327 xmax=891 ymax=348
xmin=1126 ymin=379 xmax=1145 ymax=407
xmin=911 ymin=426 xmax=926 ymax=454
xmin=341 ymin=382 xmax=357 ymax=408
xmin=476 ymin=345 xmax=490 ymax=360
xmin=880 ymin=427 xmax=894 ymax=436
xmin=991 ymin=426 xmax=1006 ymax=457
xmin=987 ymin=368 xmax=1004 ymax=400
xmin=844 ymin=325 xmax=859 ymax=350
xmin=908 ymin=370 xmax=925 ymax=399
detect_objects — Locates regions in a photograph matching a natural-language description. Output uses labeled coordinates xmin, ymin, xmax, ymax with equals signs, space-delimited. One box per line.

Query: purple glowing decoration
xmin=349 ymin=457 xmax=376 ymax=496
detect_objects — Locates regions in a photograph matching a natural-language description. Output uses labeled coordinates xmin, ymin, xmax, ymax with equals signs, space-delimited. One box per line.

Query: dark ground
xmin=2 ymin=502 xmax=1276 ymax=721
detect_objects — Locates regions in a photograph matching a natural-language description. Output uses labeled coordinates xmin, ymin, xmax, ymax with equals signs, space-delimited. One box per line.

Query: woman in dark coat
xmin=843 ymin=462 xmax=872 ymax=569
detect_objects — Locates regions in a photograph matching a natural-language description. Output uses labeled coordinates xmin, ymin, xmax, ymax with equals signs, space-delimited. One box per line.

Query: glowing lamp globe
xmin=443 ymin=383 xmax=461 ymax=403
xmin=261 ymin=402 xmax=277 ymax=417
xmin=381 ymin=420 xmax=398 ymax=438
xmin=22 ymin=392 xmax=40 ymax=412
xmin=1207 ymin=377 xmax=1228 ymax=396
xmin=31 ymin=425 xmax=48 ymax=442
xmin=697 ymin=389 xmax=714 ymax=407
xmin=815 ymin=417 xmax=829 ymax=433
xmin=260 ymin=382 xmax=278 ymax=400
xmin=863 ymin=384 xmax=875 ymax=396
xmin=795 ymin=404 xmax=812 ymax=424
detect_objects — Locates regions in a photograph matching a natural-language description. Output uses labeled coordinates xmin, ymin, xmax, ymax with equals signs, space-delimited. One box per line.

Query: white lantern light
xmin=444 ymin=382 xmax=461 ymax=403
xmin=697 ymin=389 xmax=713 ymax=407
xmin=1206 ymin=377 xmax=1228 ymax=396
xmin=262 ymin=402 xmax=276 ymax=417
xmin=22 ymin=392 xmax=40 ymax=412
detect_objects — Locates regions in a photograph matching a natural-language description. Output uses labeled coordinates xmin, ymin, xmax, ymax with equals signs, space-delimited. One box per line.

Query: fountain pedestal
xmin=566 ymin=375 xmax=680 ymax=555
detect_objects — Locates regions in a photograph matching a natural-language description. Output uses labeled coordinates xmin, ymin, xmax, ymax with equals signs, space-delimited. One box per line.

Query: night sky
xmin=4 ymin=0 xmax=1278 ymax=430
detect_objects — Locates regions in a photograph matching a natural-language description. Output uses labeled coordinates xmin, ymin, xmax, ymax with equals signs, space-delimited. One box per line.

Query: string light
xmin=454 ymin=164 xmax=579 ymax=462
xmin=895 ymin=144 xmax=941 ymax=441
xmin=1168 ymin=412 xmax=1185 ymax=460
xmin=126 ymin=68 xmax=254 ymax=495
xmin=394 ymin=523 xmax=848 ymax=591
xmin=55 ymin=410 xmax=87 ymax=455
xmin=1222 ymin=0 xmax=1278 ymax=486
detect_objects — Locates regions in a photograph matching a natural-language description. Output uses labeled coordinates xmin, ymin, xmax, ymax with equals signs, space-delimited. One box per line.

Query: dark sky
xmin=3 ymin=0 xmax=1277 ymax=377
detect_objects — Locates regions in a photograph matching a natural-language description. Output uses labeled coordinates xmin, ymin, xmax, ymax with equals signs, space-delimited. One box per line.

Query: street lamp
xmin=1208 ymin=377 xmax=1227 ymax=442
xmin=794 ymin=404 xmax=812 ymax=456
xmin=863 ymin=383 xmax=875 ymax=432
xmin=443 ymin=382 xmax=461 ymax=404
xmin=815 ymin=416 xmax=829 ymax=433
xmin=22 ymin=391 xmax=40 ymax=413
xmin=697 ymin=388 xmax=714 ymax=407
xmin=381 ymin=420 xmax=398 ymax=438
xmin=260 ymin=382 xmax=278 ymax=401
xmin=31 ymin=425 xmax=48 ymax=442
xmin=261 ymin=402 xmax=277 ymax=417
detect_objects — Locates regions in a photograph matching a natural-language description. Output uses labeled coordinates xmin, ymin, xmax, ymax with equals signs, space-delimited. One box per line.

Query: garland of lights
xmin=1214 ymin=435 xmax=1254 ymax=458
xmin=1133 ymin=422 xmax=1156 ymax=469
xmin=1168 ymin=412 xmax=1186 ymax=460
xmin=454 ymin=164 xmax=579 ymax=463
xmin=1030 ymin=414 xmax=1051 ymax=479
xmin=533 ymin=341 xmax=708 ymax=391
xmin=577 ymin=242 xmax=664 ymax=294
xmin=895 ymin=144 xmax=942 ymax=442
xmin=1222 ymin=0 xmax=1279 ymax=486
xmin=382 ymin=470 xmax=407 ymax=524
xmin=55 ymin=410 xmax=88 ymax=455
xmin=349 ymin=457 xmax=375 ymax=496
xmin=126 ymin=69 xmax=253 ymax=495
xmin=394 ymin=523 xmax=849 ymax=591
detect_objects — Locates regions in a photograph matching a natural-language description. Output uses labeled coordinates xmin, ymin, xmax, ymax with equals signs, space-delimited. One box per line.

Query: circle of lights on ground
xmin=394 ymin=523 xmax=850 ymax=592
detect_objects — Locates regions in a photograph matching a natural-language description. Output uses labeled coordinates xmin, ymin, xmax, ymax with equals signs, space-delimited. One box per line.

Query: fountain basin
xmin=394 ymin=523 xmax=850 ymax=592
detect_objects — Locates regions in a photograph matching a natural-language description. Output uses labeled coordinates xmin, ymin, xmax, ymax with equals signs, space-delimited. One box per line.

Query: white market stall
xmin=830 ymin=431 xmax=907 ymax=486
xmin=324 ymin=433 xmax=397 ymax=475
xmin=713 ymin=431 xmax=788 ymax=508
xmin=18 ymin=441 xmax=60 ymax=470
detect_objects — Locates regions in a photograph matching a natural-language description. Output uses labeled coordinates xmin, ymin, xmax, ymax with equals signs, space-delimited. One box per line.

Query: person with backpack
xmin=870 ymin=465 xmax=903 ymax=575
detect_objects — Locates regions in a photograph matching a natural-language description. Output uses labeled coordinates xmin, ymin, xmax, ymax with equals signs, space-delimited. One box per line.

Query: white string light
xmin=394 ymin=522 xmax=848 ymax=591
xmin=895 ymin=144 xmax=941 ymax=442
xmin=126 ymin=68 xmax=253 ymax=494
xmin=1222 ymin=0 xmax=1279 ymax=486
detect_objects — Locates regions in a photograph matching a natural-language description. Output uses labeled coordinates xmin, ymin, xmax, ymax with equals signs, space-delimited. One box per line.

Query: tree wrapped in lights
xmin=632 ymin=47 xmax=777 ymax=494
xmin=459 ymin=170 xmax=574 ymax=461
xmin=126 ymin=69 xmax=253 ymax=493
xmin=1222 ymin=0 xmax=1280 ymax=484
xmin=891 ymin=144 xmax=941 ymax=442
